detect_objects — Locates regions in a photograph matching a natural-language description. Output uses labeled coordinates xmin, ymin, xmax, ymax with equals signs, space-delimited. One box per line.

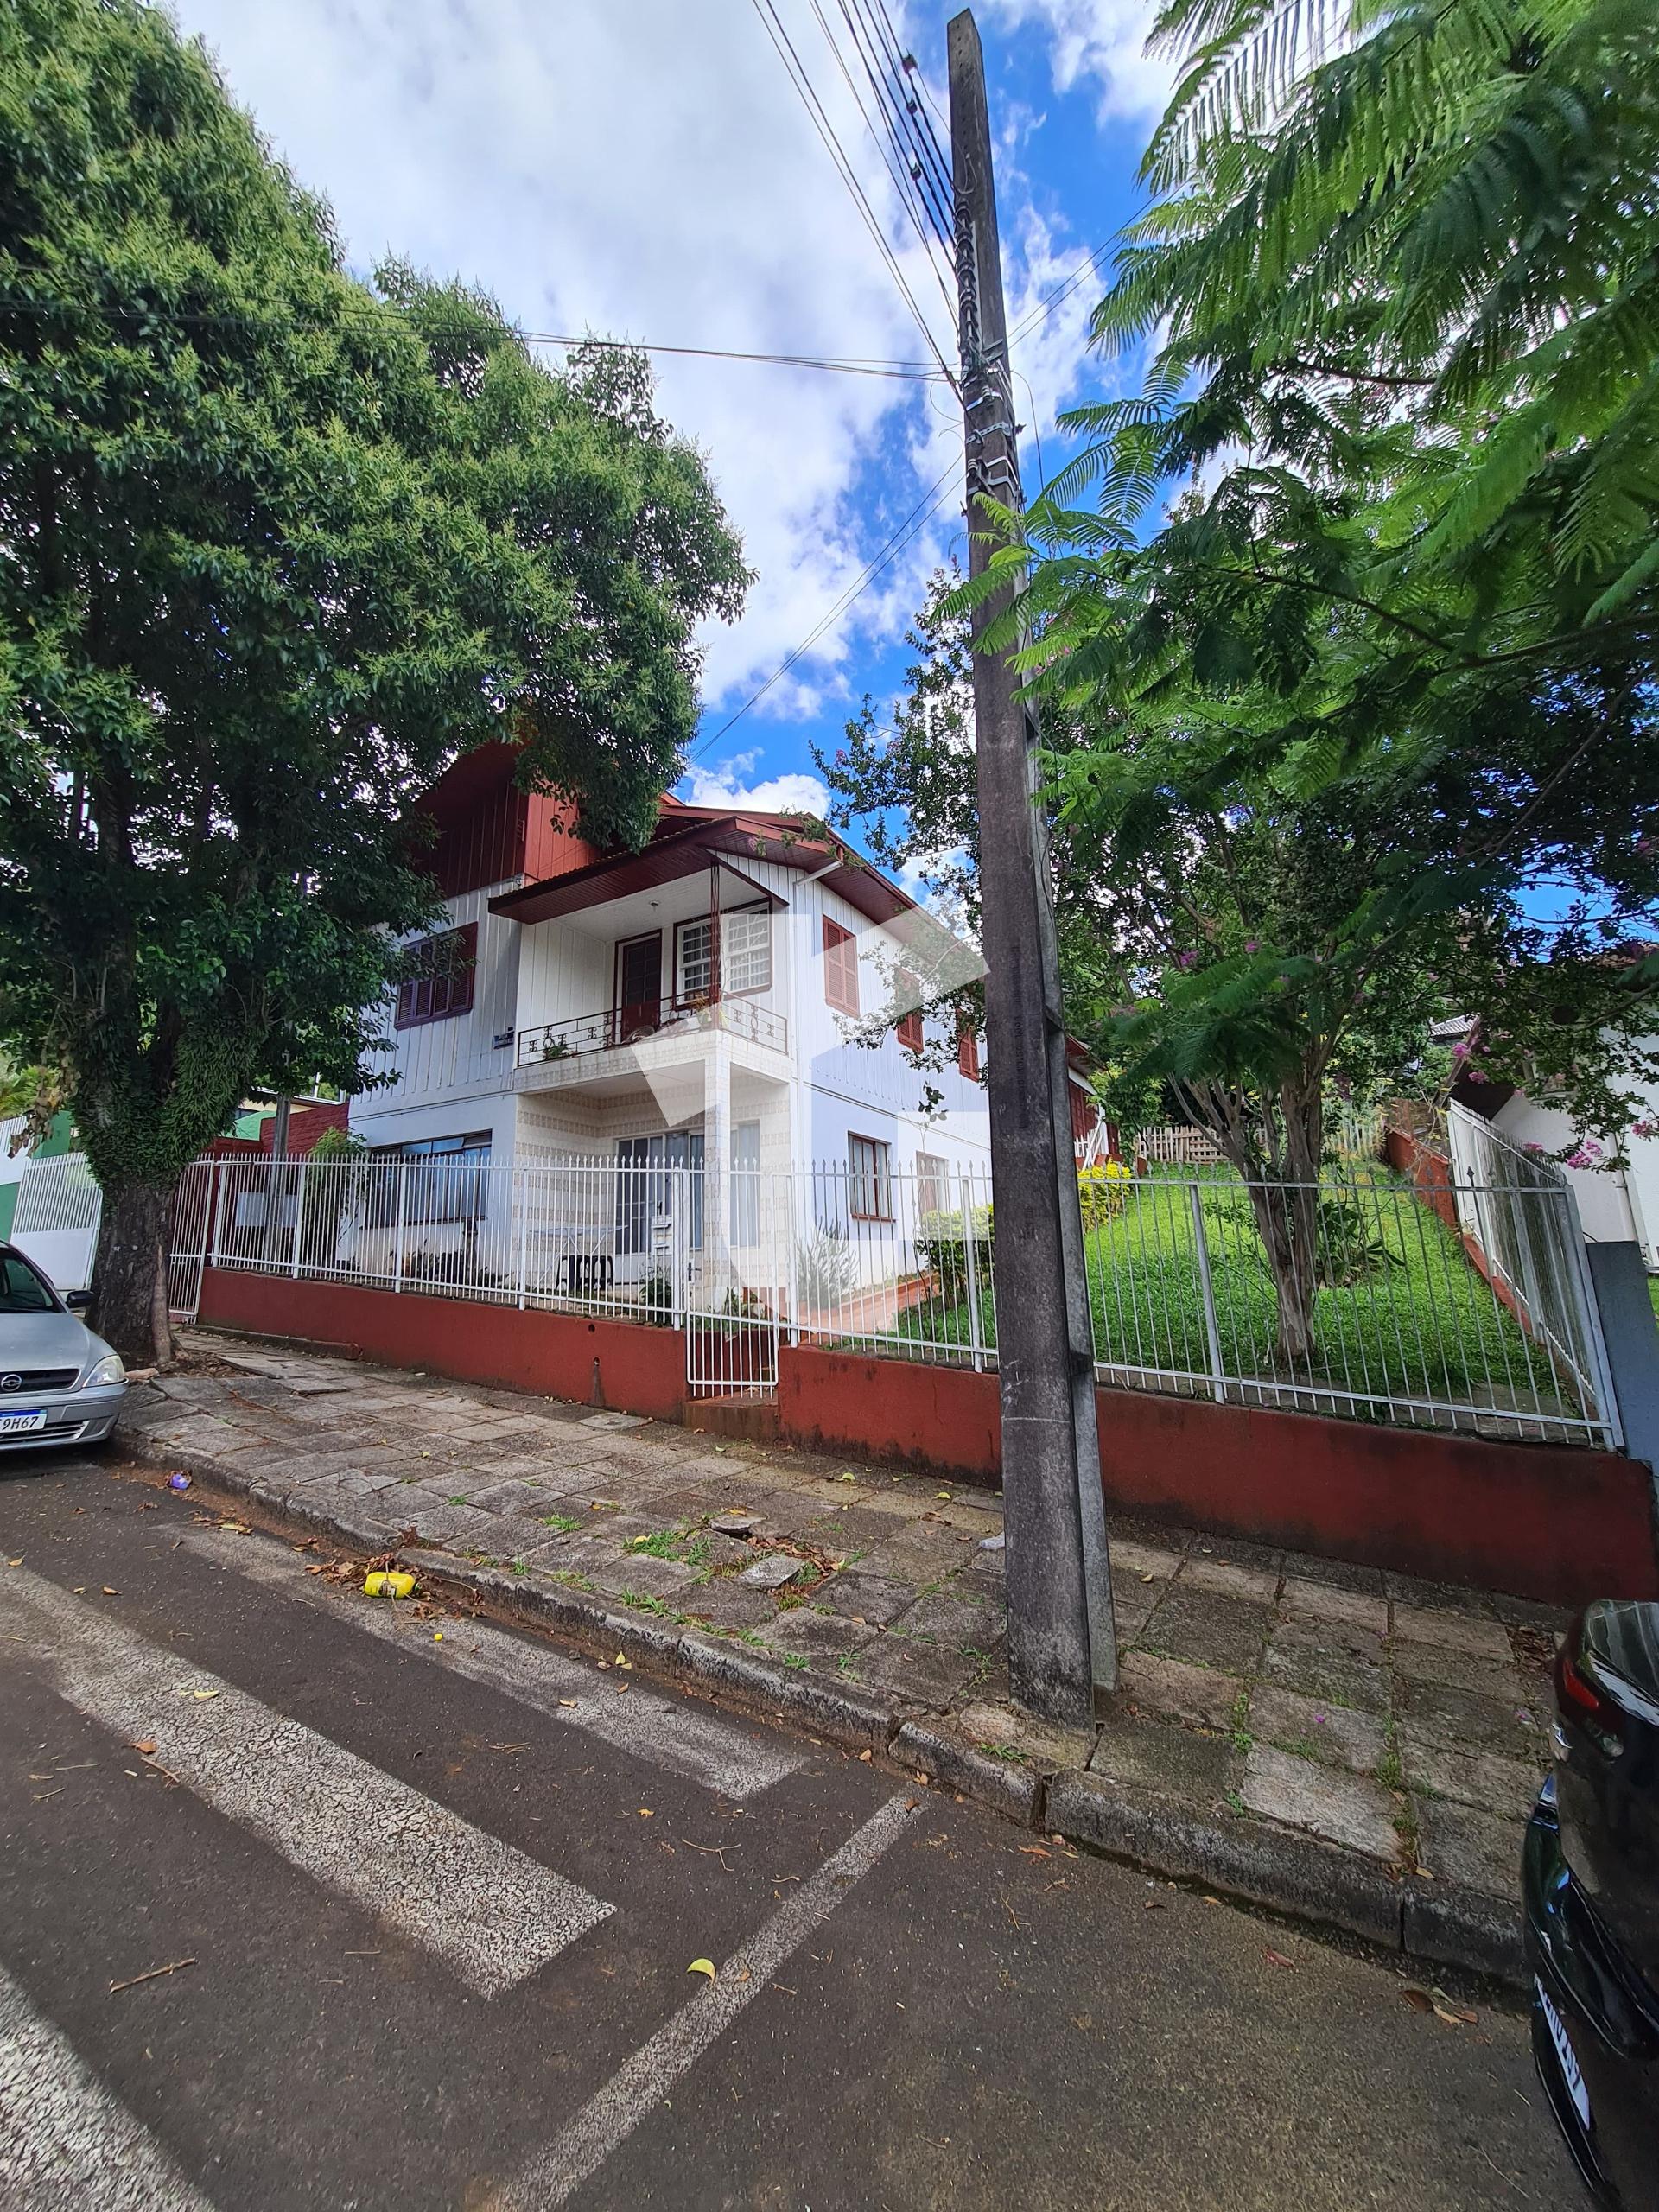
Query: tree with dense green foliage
xmin=931 ymin=0 xmax=1659 ymax=1348
xmin=0 ymin=0 xmax=747 ymax=1362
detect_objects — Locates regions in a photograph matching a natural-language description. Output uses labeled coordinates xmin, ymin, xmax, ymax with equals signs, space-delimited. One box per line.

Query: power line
xmin=834 ymin=0 xmax=954 ymax=253
xmin=1007 ymin=240 xmax=1115 ymax=346
xmin=810 ymin=0 xmax=952 ymax=276
xmin=745 ymin=0 xmax=959 ymax=394
xmin=0 ymin=294 xmax=954 ymax=382
xmin=854 ymin=0 xmax=956 ymax=237
xmin=693 ymin=452 xmax=963 ymax=755
xmin=805 ymin=0 xmax=957 ymax=307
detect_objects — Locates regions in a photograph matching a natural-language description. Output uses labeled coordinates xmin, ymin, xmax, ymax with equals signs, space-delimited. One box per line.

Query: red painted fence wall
xmin=197 ymin=1269 xmax=687 ymax=1423
xmin=779 ymin=1345 xmax=1659 ymax=1606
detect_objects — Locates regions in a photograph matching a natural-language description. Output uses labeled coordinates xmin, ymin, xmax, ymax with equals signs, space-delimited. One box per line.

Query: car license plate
xmin=1536 ymin=1977 xmax=1592 ymax=2128
xmin=0 ymin=1410 xmax=45 ymax=1435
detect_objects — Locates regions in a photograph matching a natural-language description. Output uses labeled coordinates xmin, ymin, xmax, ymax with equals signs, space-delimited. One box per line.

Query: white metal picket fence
xmin=168 ymin=1147 xmax=1618 ymax=1446
xmin=10 ymin=1151 xmax=102 ymax=1292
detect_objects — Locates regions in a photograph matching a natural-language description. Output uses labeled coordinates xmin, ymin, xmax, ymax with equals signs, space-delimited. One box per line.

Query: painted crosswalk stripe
xmin=183 ymin=1528 xmax=804 ymax=1800
xmin=501 ymin=1793 xmax=919 ymax=2208
xmin=8 ymin=1567 xmax=611 ymax=1999
xmin=0 ymin=1961 xmax=216 ymax=2210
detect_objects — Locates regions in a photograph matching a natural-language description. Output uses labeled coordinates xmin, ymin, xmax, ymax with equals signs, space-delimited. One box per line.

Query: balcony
xmin=515 ymin=994 xmax=789 ymax=1084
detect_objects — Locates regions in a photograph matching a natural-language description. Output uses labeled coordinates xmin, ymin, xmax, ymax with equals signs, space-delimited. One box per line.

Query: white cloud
xmin=981 ymin=0 xmax=1173 ymax=125
xmin=171 ymin=0 xmax=962 ymax=715
xmin=681 ymin=760 xmax=830 ymax=817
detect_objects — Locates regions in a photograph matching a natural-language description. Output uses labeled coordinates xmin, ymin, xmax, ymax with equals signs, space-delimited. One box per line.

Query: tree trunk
xmin=91 ymin=1181 xmax=175 ymax=1368
xmin=1247 ymin=1177 xmax=1320 ymax=1365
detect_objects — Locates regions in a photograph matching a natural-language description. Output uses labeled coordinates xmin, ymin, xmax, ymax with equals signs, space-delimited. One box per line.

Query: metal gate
xmin=683 ymin=1166 xmax=788 ymax=1401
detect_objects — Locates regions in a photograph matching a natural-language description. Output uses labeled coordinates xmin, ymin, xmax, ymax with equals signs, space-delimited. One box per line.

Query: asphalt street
xmin=0 ymin=1449 xmax=1581 ymax=2210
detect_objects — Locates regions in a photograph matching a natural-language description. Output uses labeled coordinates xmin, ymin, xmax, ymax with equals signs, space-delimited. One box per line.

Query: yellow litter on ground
xmin=364 ymin=1569 xmax=415 ymax=1599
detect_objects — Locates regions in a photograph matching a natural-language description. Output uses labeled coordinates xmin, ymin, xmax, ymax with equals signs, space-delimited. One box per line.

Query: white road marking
xmin=501 ymin=1793 xmax=919 ymax=2208
xmin=8 ymin=1567 xmax=611 ymax=1999
xmin=183 ymin=1529 xmax=804 ymax=1800
xmin=0 ymin=1961 xmax=215 ymax=2211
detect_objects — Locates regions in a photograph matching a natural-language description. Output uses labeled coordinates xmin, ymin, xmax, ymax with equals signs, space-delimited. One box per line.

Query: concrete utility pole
xmin=947 ymin=10 xmax=1115 ymax=1724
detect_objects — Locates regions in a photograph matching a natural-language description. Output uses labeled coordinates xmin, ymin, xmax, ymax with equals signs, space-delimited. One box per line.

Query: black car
xmin=1524 ymin=1599 xmax=1659 ymax=2208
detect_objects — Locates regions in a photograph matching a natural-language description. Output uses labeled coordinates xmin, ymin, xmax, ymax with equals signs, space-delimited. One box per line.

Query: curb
xmin=124 ymin=1421 xmax=1528 ymax=1988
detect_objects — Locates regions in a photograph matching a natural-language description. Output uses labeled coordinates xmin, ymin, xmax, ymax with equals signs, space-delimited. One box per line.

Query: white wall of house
xmin=348 ymin=855 xmax=993 ymax=1181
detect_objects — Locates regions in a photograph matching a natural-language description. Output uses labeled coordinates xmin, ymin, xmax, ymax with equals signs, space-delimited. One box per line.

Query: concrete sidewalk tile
xmin=1277 ymin=1551 xmax=1385 ymax=1597
xmin=1401 ymin=1738 xmax=1544 ymax=1818
xmin=1118 ymin=1651 xmax=1242 ymax=1731
xmin=1412 ymin=1793 xmax=1528 ymax=1898
xmin=1281 ymin=1579 xmax=1389 ymax=1636
xmin=1248 ymin=1685 xmax=1387 ymax=1776
xmin=1389 ymin=1603 xmax=1515 ymax=1662
xmin=1391 ymin=1636 xmax=1521 ymax=1702
xmin=1088 ymin=1713 xmax=1236 ymax=1805
xmin=1180 ymin=1557 xmax=1281 ymax=1605
xmin=1395 ymin=1675 xmax=1545 ymax=1759
xmin=757 ymin=1609 xmax=878 ymax=1664
xmin=852 ymin=1636 xmax=978 ymax=1710
xmin=957 ymin=1700 xmax=1093 ymax=1776
xmin=887 ymin=1590 xmax=1007 ymax=1653
xmin=1135 ymin=1586 xmax=1272 ymax=1676
xmin=1110 ymin=1537 xmax=1184 ymax=1582
xmin=1262 ymin=1637 xmax=1389 ymax=1717
xmin=1108 ymin=1577 xmax=1161 ymax=1643
xmin=599 ymin=1551 xmax=703 ymax=1600
xmin=1382 ymin=1568 xmax=1495 ymax=1614
xmin=1242 ymin=1743 xmax=1402 ymax=1860
xmin=462 ymin=1478 xmax=556 ymax=1517
xmin=677 ymin=1582 xmax=776 ymax=1630
xmin=814 ymin=1570 xmax=916 ymax=1626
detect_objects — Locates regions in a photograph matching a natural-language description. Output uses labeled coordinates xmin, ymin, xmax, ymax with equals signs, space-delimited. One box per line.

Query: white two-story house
xmin=343 ymin=745 xmax=1116 ymax=1312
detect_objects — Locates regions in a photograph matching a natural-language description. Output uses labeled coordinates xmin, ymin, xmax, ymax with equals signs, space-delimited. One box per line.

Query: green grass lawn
xmin=880 ymin=1166 xmax=1580 ymax=1427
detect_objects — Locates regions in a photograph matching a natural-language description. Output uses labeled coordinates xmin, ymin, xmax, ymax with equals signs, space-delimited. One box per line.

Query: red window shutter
xmin=395 ymin=921 xmax=477 ymax=1030
xmin=895 ymin=971 xmax=923 ymax=1052
xmin=823 ymin=918 xmax=859 ymax=1015
xmin=1070 ymin=1081 xmax=1096 ymax=1142
xmin=957 ymin=1024 xmax=981 ymax=1079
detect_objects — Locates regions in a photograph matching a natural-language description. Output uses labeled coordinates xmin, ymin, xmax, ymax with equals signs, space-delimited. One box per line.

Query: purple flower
xmin=1175 ymin=950 xmax=1197 ymax=970
xmin=1633 ymin=1120 xmax=1657 ymax=1141
xmin=1244 ymin=938 xmax=1259 ymax=954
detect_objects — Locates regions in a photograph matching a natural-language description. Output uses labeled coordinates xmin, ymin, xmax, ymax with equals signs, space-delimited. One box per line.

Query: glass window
xmin=676 ymin=918 xmax=714 ymax=1004
xmin=615 ymin=1131 xmax=704 ymax=1254
xmin=721 ymin=908 xmax=772 ymax=995
xmin=915 ymin=1152 xmax=950 ymax=1221
xmin=370 ymin=1131 xmax=491 ymax=1224
xmin=847 ymin=1134 xmax=892 ymax=1220
xmin=0 ymin=1253 xmax=56 ymax=1313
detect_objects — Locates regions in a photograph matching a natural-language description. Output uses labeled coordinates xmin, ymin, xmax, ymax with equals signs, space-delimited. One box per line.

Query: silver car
xmin=0 ymin=1243 xmax=127 ymax=1452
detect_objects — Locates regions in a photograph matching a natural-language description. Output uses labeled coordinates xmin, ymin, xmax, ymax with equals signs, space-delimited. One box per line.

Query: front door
xmin=615 ymin=934 xmax=662 ymax=1042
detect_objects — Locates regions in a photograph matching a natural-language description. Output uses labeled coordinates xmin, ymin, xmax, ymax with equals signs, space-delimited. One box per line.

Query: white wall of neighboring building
xmin=1491 ymin=1088 xmax=1656 ymax=1262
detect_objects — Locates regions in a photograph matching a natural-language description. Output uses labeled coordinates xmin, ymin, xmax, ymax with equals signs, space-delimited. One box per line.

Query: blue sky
xmin=168 ymin=1 xmax=1167 ymax=830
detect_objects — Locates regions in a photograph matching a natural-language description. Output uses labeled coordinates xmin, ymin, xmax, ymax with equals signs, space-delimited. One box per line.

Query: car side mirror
xmin=63 ymin=1289 xmax=92 ymax=1313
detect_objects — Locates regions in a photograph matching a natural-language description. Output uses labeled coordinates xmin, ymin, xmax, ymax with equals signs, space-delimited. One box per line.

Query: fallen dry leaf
xmin=638 ymin=1808 xmax=654 ymax=1819
xmin=1263 ymin=1948 xmax=1296 ymax=1970
xmin=687 ymin=1957 xmax=716 ymax=1982
xmin=131 ymin=1739 xmax=158 ymax=1757
xmin=857 ymin=1749 xmax=872 ymax=1762
xmin=101 ymin=1586 xmax=119 ymax=1597
xmin=558 ymin=1698 xmax=578 ymax=1709
xmin=1018 ymin=1846 xmax=1050 ymax=1859
xmin=1401 ymin=1987 xmax=1434 ymax=2013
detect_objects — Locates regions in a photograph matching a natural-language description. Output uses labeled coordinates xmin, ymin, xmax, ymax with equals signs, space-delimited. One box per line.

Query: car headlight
xmin=82 ymin=1353 xmax=125 ymax=1389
